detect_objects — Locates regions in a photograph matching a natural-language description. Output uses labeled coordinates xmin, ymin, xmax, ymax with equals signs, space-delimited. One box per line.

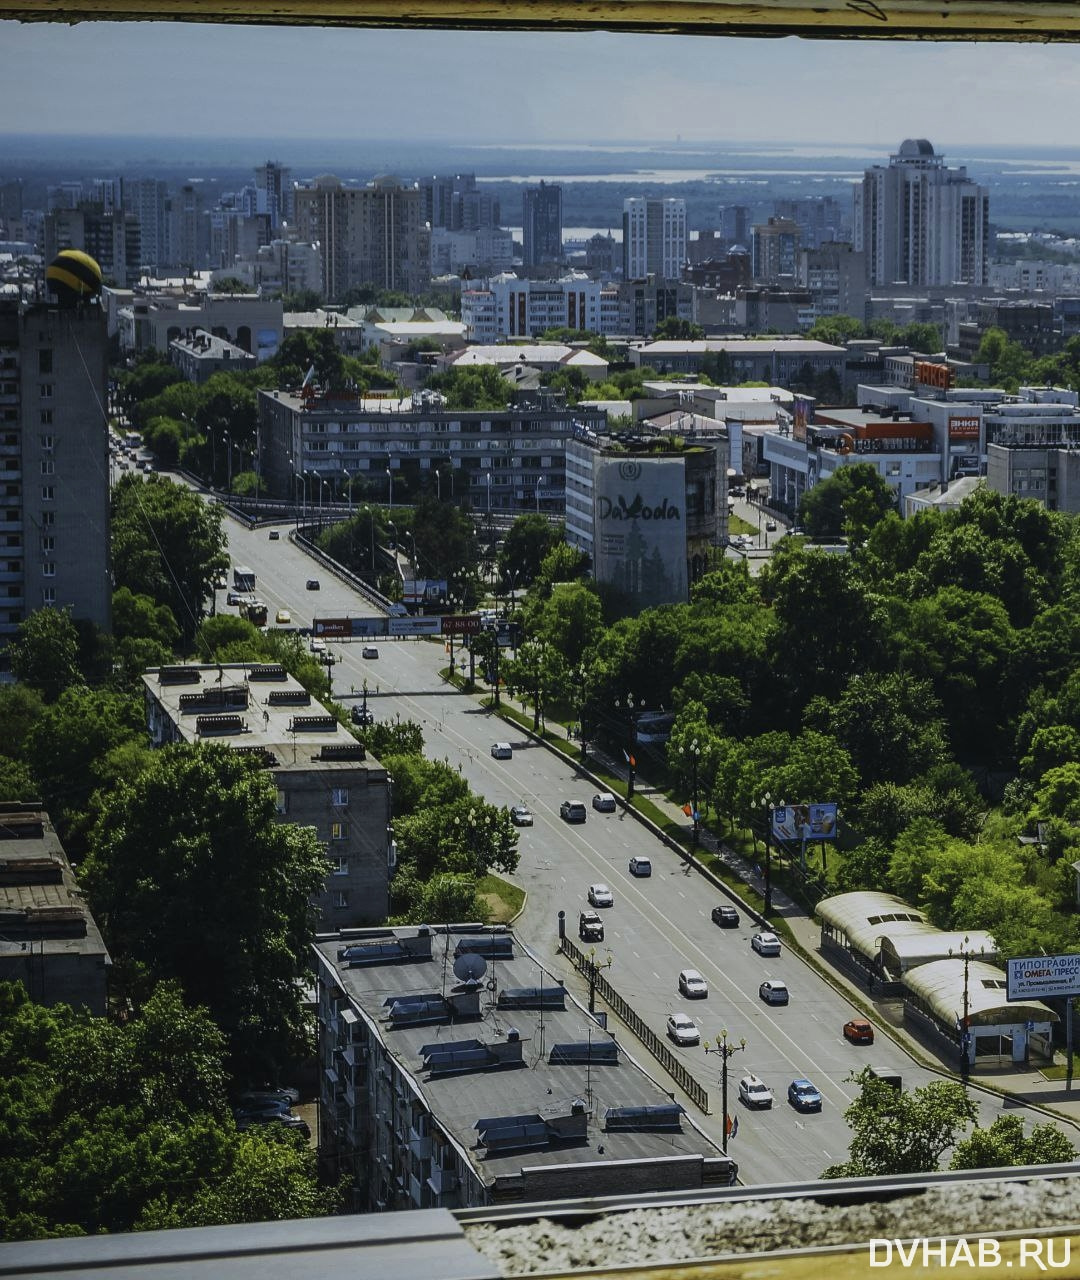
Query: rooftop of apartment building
xmin=0 ymin=802 xmax=110 ymax=962
xmin=449 ymin=345 xmax=607 ymax=368
xmin=170 ymin=328 xmax=255 ymax=361
xmin=283 ymin=309 xmax=362 ymax=330
xmin=314 ymin=924 xmax=725 ymax=1184
xmin=572 ymin=426 xmax=716 ymax=457
xmin=141 ymin=663 xmax=383 ymax=778
xmin=641 ymin=383 xmax=795 ymax=404
xmin=635 ymin=337 xmax=845 ymax=354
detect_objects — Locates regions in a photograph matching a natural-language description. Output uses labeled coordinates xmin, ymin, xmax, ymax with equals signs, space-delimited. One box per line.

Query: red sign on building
xmin=948 ymin=415 xmax=980 ymax=440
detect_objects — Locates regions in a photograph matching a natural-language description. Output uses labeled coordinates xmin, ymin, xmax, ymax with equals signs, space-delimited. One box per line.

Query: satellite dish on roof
xmin=453 ymin=951 xmax=487 ymax=983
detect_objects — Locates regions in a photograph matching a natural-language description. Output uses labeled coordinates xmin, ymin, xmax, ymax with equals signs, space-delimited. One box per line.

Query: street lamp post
xmin=386 ymin=466 xmax=394 ymax=510
xmin=585 ymin=947 xmax=613 ymax=1015
xmin=223 ymin=429 xmax=232 ymax=495
xmin=685 ymin=737 xmax=702 ymax=846
xmin=949 ymin=934 xmax=983 ymax=1085
xmin=536 ymin=474 xmax=545 ymax=515
xmin=342 ymin=468 xmax=353 ymax=519
xmin=575 ymin=665 xmax=589 ymax=763
xmin=704 ymin=1030 xmax=746 ymax=1155
xmin=759 ymin=791 xmax=780 ymax=917
xmin=614 ymin=693 xmax=639 ymax=799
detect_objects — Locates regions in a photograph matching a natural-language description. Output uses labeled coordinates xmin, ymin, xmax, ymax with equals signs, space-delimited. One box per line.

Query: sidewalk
xmin=479 ymin=687 xmax=1080 ymax=1132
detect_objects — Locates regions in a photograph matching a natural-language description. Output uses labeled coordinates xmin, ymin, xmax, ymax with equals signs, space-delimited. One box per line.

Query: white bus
xmin=232 ymin=565 xmax=256 ymax=593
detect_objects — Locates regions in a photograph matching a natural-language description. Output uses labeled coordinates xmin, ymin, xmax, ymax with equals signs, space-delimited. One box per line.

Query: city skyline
xmin=3 ymin=22 xmax=1080 ymax=149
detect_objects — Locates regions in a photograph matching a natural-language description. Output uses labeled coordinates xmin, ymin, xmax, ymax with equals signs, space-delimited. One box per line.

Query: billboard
xmin=770 ymin=803 xmax=838 ymax=843
xmin=916 ymin=361 xmax=952 ymax=390
xmin=593 ymin=457 xmax=687 ymax=611
xmin=403 ymin=578 xmax=447 ymax=606
xmin=442 ymin=614 xmax=483 ymax=637
xmin=314 ymin=616 xmax=387 ymax=638
xmin=948 ymin=415 xmax=980 ymax=441
xmin=1006 ymin=954 xmax=1080 ymax=1001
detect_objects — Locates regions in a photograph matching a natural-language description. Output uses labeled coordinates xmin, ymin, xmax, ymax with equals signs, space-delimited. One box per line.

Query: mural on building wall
xmin=593 ymin=457 xmax=687 ymax=610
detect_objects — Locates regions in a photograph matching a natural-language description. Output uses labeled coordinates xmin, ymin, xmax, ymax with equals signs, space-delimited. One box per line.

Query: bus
xmin=124 ymin=431 xmax=141 ymax=450
xmin=239 ymin=598 xmax=268 ymax=626
xmin=233 ymin=565 xmax=256 ymax=593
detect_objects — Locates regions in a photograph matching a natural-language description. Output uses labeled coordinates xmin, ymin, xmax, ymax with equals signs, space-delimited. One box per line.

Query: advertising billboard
xmin=1006 ymin=954 xmax=1080 ymax=1001
xmin=948 ymin=415 xmax=981 ymax=441
xmin=402 ymin=578 xmax=448 ymax=606
xmin=314 ymin=616 xmax=387 ymax=638
xmin=916 ymin=361 xmax=953 ymax=390
xmin=389 ymin=615 xmax=442 ymax=636
xmin=593 ymin=457 xmax=687 ymax=611
xmin=441 ymin=614 xmax=483 ymax=637
xmin=770 ymin=802 xmax=838 ymax=843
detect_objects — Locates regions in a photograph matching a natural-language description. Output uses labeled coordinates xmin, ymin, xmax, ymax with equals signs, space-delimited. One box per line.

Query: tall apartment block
xmin=44 ymin=205 xmax=142 ymax=289
xmin=0 ymin=298 xmax=110 ymax=646
xmin=622 ymin=197 xmax=687 ymax=282
xmin=124 ymin=178 xmax=169 ymax=275
xmin=293 ymin=175 xmax=430 ymax=301
xmin=521 ymin=182 xmax=563 ymax=269
xmin=422 ymin=173 xmax=501 ymax=232
xmin=142 ymin=662 xmax=393 ymax=927
xmin=854 ymin=139 xmax=989 ymax=288
xmin=255 ymin=161 xmax=293 ymax=233
xmin=751 ymin=217 xmax=802 ymax=284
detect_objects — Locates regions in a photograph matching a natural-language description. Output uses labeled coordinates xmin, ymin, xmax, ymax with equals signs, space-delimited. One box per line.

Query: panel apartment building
xmin=259 ymin=385 xmax=606 ymax=518
xmin=0 ymin=298 xmax=110 ymax=647
xmin=142 ymin=663 xmax=392 ymax=928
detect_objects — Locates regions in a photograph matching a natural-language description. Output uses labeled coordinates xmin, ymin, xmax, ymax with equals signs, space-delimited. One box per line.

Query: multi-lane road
xmin=214 ymin=510 xmax=1055 ymax=1183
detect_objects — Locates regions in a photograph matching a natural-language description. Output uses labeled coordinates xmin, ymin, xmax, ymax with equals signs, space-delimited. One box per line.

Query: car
xmin=667 ymin=1012 xmax=700 ymax=1046
xmin=310 ymin=637 xmax=327 ymax=654
xmin=226 ymin=590 xmax=242 ymax=606
xmin=759 ymin=980 xmax=789 ymax=1005
xmin=787 ymin=1078 xmax=822 ymax=1111
xmin=231 ymin=1097 xmax=291 ymax=1120
xmin=587 ymin=883 xmax=614 ymax=908
xmin=118 ymin=460 xmax=128 ymax=470
xmin=142 ymin=461 xmax=154 ymax=473
xmin=578 ymin=909 xmax=605 ymax=942
xmin=678 ymin=968 xmax=708 ymax=999
xmin=711 ymin=904 xmax=740 ymax=927
xmin=592 ymin=791 xmax=617 ymax=813
xmin=235 ymin=1110 xmax=311 ymax=1140
xmin=628 ymin=856 xmax=652 ymax=877
xmin=561 ymin=800 xmax=587 ymax=824
xmin=235 ymin=1085 xmax=300 ymax=1106
xmin=509 ymin=804 xmax=534 ymax=827
xmin=214 ymin=574 xmax=228 ymax=589
xmin=765 ymin=519 xmax=778 ymax=532
xmin=490 ymin=742 xmax=513 ymax=760
xmin=843 ymin=1018 xmax=875 ymax=1045
xmin=275 ymin=608 xmax=291 ymax=624
xmin=350 ymin=705 xmax=374 ymax=727
xmin=738 ymin=1074 xmax=774 ymax=1108
xmin=362 ymin=645 xmax=379 ymax=659
xmin=268 ymin=529 xmax=280 ymax=540
xmin=306 ymin=578 xmax=320 ymax=590
xmin=751 ymin=931 xmax=782 ymax=956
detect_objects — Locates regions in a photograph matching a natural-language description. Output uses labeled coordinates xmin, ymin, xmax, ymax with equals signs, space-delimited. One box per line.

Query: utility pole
xmin=705 ymin=1030 xmax=746 ymax=1155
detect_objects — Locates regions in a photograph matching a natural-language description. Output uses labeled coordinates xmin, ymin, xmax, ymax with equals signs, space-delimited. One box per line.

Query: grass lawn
xmin=477 ymin=874 xmax=525 ymax=923
xmin=729 ymin=513 xmax=758 ymax=536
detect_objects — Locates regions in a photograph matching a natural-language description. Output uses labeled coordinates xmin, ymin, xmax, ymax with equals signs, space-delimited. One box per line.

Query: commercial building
xmin=854 ymin=140 xmax=989 ymax=288
xmin=142 ymin=662 xmax=392 ymax=928
xmin=565 ymin=425 xmax=724 ymax=611
xmin=623 ymin=197 xmax=687 ymax=281
xmin=114 ymin=287 xmax=283 ymax=361
xmin=521 ymin=182 xmax=563 ymax=269
xmin=259 ymin=383 xmax=605 ymax=518
xmin=0 ymin=802 xmax=111 ymax=1015
xmin=629 ymin=337 xmax=846 ymax=386
xmin=313 ymin=923 xmax=732 ymax=1211
xmin=0 ymin=297 xmax=110 ymax=644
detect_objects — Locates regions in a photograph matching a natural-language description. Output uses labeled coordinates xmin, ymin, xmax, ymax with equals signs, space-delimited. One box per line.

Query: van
xmin=867 ymin=1066 xmax=902 ymax=1091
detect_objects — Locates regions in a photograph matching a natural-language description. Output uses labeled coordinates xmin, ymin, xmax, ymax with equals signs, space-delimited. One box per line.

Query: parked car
xmin=510 ymin=804 xmax=533 ymax=827
xmin=628 ymin=855 xmax=652 ymax=877
xmin=787 ymin=1078 xmax=822 ymax=1111
xmin=765 ymin=519 xmax=777 ymax=532
xmin=235 ymin=1110 xmax=310 ymax=1139
xmin=143 ymin=461 xmax=154 ymax=473
xmin=587 ymin=883 xmax=614 ymax=908
xmin=711 ymin=904 xmax=740 ymax=927
xmin=275 ymin=609 xmax=291 ymax=624
xmin=759 ymin=980 xmax=789 ymax=1005
xmin=306 ymin=578 xmax=320 ymax=590
xmin=350 ymin=705 xmax=374 ymax=727
xmin=490 ymin=742 xmax=513 ymax=760
xmin=678 ymin=968 xmax=708 ymax=999
xmin=578 ymin=909 xmax=605 ymax=942
xmin=592 ymin=791 xmax=617 ymax=813
xmin=751 ymin=931 xmax=782 ymax=956
xmin=843 ymin=1018 xmax=875 ymax=1045
xmin=268 ymin=530 xmax=280 ymax=540
xmin=667 ymin=1012 xmax=700 ymax=1046
xmin=362 ymin=645 xmax=379 ymax=659
xmin=561 ymin=800 xmax=587 ymax=824
xmin=235 ymin=1085 xmax=300 ymax=1106
xmin=310 ymin=637 xmax=327 ymax=654
xmin=226 ymin=591 xmax=242 ymax=606
xmin=738 ymin=1074 xmax=774 ymax=1108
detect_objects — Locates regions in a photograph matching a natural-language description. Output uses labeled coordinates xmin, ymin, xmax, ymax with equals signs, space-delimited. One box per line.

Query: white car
xmin=739 ymin=1074 xmax=774 ymax=1108
xmin=678 ymin=968 xmax=708 ymax=999
xmin=309 ymin=637 xmax=327 ymax=655
xmin=667 ymin=1012 xmax=700 ymax=1046
xmin=592 ymin=791 xmax=617 ymax=812
xmin=759 ymin=980 xmax=789 ymax=1005
xmin=628 ymin=856 xmax=652 ymax=877
xmin=490 ymin=742 xmax=513 ymax=760
xmin=587 ymin=883 xmax=614 ymax=908
xmin=751 ymin=931 xmax=782 ymax=957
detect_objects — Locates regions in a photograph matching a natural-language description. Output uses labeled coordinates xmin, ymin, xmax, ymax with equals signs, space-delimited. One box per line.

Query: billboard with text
xmin=593 ymin=456 xmax=687 ymax=611
xmin=771 ymin=802 xmax=838 ymax=843
xmin=1007 ymin=954 xmax=1080 ymax=1001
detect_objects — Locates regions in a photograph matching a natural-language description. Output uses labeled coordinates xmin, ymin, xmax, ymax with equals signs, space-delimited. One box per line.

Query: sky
xmin=2 ymin=22 xmax=1080 ymax=149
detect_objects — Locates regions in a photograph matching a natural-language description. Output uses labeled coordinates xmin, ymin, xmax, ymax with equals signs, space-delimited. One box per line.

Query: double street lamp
xmin=614 ymin=693 xmax=639 ymax=799
xmin=758 ymin=790 xmax=781 ymax=917
xmin=948 ymin=934 xmax=985 ymax=1086
xmin=704 ymin=1030 xmax=746 ymax=1155
xmin=682 ymin=737 xmax=702 ymax=846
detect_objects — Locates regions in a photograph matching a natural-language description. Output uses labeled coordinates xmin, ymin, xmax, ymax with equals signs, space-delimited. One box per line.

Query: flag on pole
xmin=682 ymin=803 xmax=693 ymax=817
xmin=725 ymin=1113 xmax=738 ymax=1139
xmin=301 ymin=363 xmax=316 ymax=390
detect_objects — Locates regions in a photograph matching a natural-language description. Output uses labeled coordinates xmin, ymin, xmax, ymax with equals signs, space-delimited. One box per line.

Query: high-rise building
xmin=774 ymin=196 xmax=849 ymax=249
xmin=422 ymin=173 xmax=500 ymax=232
xmin=718 ymin=204 xmax=750 ymax=248
xmin=169 ymin=183 xmax=211 ymax=272
xmin=521 ymin=181 xmax=563 ymax=269
xmin=854 ymin=139 xmax=989 ymax=287
xmin=44 ymin=205 xmax=142 ymax=289
xmin=293 ymin=174 xmax=430 ymax=301
xmin=622 ymin=197 xmax=687 ymax=282
xmin=751 ymin=217 xmax=802 ymax=283
xmin=124 ymin=178 xmax=169 ymax=274
xmin=254 ymin=161 xmax=293 ymax=233
xmin=0 ymin=297 xmax=111 ymax=645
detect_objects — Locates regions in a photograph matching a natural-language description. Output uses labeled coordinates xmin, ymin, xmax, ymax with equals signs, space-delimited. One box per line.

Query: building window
xmin=41 ymin=536 xmax=54 ymax=553
xmin=41 ymin=511 xmax=54 ymax=526
xmin=330 ymin=855 xmax=349 ymax=877
xmin=41 ymin=486 xmax=54 ymax=501
xmin=39 ymin=384 xmax=53 ymax=399
xmin=40 ymin=433 xmax=54 ymax=450
xmin=42 ymin=561 xmax=55 ymax=577
xmin=40 ymin=411 xmax=52 ymax=426
xmin=40 ymin=459 xmax=54 ymax=476
xmin=42 ymin=587 xmax=55 ymax=606
xmin=38 ymin=349 xmax=52 ymax=375
xmin=330 ymin=821 xmax=347 ymax=842
xmin=275 ymin=789 xmax=288 ymax=815
xmin=331 ymin=787 xmax=349 ymax=807
xmin=332 ymin=890 xmax=349 ymax=910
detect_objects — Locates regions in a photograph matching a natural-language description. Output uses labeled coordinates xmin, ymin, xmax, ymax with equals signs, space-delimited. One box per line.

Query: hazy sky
xmin=3 ymin=22 xmax=1080 ymax=148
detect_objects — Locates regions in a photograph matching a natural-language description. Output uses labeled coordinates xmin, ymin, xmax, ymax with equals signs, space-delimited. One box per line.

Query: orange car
xmin=844 ymin=1018 xmax=874 ymax=1044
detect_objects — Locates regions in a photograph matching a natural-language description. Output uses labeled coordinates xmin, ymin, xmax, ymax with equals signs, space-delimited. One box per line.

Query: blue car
xmin=787 ymin=1078 xmax=822 ymax=1111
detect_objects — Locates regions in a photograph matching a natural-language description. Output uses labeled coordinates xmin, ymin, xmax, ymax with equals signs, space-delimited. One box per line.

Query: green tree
xmin=7 ymin=607 xmax=81 ymax=702
xmin=798 ymin=462 xmax=897 ymax=543
xmin=112 ymin=586 xmax=180 ymax=649
xmin=528 ymin=581 xmax=603 ymax=671
xmin=500 ymin=513 xmax=562 ymax=587
xmin=653 ymin=317 xmax=704 ymax=341
xmin=425 ymin=364 xmax=511 ymax=410
xmin=80 ymin=745 xmax=328 ymax=1076
xmin=823 ymin=1069 xmax=978 ymax=1178
xmin=949 ymin=1114 xmax=1075 ymax=1171
xmin=807 ymin=315 xmax=864 ymax=345
xmin=0 ymin=755 xmax=36 ymax=802
xmin=974 ymin=326 xmax=1035 ymax=391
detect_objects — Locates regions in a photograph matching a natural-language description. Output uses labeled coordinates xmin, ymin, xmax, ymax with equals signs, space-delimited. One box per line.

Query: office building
xmin=169 ymin=328 xmax=258 ymax=384
xmin=0 ymin=297 xmax=110 ymax=643
xmin=521 ymin=181 xmax=563 ymax=269
xmin=142 ymin=662 xmax=392 ymax=928
xmin=622 ymin=197 xmax=687 ymax=281
xmin=630 ymin=337 xmax=846 ymax=386
xmin=254 ymin=161 xmax=293 ymax=233
xmin=797 ymin=242 xmax=867 ymax=319
xmin=854 ymin=140 xmax=989 ymax=287
xmin=0 ymin=802 xmax=111 ymax=1015
xmin=293 ymin=174 xmax=430 ymax=301
xmin=314 ymin=923 xmax=732 ymax=1211
xmin=751 ymin=217 xmax=801 ymax=283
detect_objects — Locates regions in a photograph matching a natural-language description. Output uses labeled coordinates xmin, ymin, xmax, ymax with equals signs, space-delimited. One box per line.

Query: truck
xmin=233 ymin=565 xmax=256 ymax=593
xmin=578 ymin=910 xmax=605 ymax=943
xmin=239 ymin=598 xmax=268 ymax=626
